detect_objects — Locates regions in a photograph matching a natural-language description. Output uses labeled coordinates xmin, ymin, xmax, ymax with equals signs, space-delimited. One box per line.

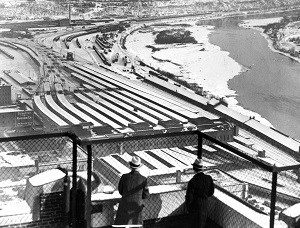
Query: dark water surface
xmin=208 ymin=17 xmax=300 ymax=139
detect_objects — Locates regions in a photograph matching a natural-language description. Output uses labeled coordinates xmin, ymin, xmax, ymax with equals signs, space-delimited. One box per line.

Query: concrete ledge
xmin=210 ymin=189 xmax=288 ymax=228
xmin=91 ymin=184 xmax=288 ymax=228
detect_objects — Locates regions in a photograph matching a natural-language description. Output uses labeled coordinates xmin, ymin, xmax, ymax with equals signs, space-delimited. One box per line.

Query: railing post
xmin=119 ymin=142 xmax=124 ymax=155
xmin=270 ymin=171 xmax=278 ymax=228
xmin=63 ymin=174 xmax=70 ymax=228
xmin=86 ymin=144 xmax=92 ymax=228
xmin=34 ymin=159 xmax=39 ymax=174
xmin=176 ymin=170 xmax=181 ymax=183
xmin=72 ymin=137 xmax=78 ymax=228
xmin=198 ymin=132 xmax=203 ymax=159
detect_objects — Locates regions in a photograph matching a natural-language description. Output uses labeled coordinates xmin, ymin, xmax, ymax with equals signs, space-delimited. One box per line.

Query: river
xmin=126 ymin=13 xmax=300 ymax=140
xmin=209 ymin=18 xmax=300 ymax=140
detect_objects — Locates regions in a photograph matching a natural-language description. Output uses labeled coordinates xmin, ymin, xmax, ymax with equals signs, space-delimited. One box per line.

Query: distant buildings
xmin=0 ymin=78 xmax=11 ymax=106
xmin=0 ymin=106 xmax=34 ymax=128
xmin=0 ymin=78 xmax=34 ymax=130
xmin=1 ymin=0 xmax=300 ymax=21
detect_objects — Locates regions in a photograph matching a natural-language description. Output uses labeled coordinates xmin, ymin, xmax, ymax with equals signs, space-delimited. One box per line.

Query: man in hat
xmin=185 ymin=158 xmax=215 ymax=228
xmin=114 ymin=155 xmax=149 ymax=226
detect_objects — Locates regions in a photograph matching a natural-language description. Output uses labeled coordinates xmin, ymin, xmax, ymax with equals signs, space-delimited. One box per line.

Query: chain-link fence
xmin=0 ymin=130 xmax=300 ymax=228
xmin=0 ymin=132 xmax=78 ymax=228
xmin=77 ymin=130 xmax=300 ymax=228
xmin=77 ymin=131 xmax=199 ymax=228
xmin=201 ymin=134 xmax=300 ymax=228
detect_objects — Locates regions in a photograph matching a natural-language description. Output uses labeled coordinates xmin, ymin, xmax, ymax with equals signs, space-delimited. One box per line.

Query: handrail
xmin=76 ymin=130 xmax=296 ymax=172
xmin=0 ymin=132 xmax=73 ymax=142
xmin=0 ymin=130 xmax=299 ymax=228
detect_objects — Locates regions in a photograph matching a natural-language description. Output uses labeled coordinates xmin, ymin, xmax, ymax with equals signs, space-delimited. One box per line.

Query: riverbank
xmin=125 ymin=19 xmax=277 ymax=128
xmin=125 ymin=15 xmax=300 ymax=139
xmin=126 ymin=21 xmax=243 ymax=98
xmin=240 ymin=17 xmax=300 ymax=64
xmin=219 ymin=17 xmax=300 ymax=139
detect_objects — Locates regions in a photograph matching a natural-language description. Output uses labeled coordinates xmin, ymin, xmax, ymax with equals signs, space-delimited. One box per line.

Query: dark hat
xmin=192 ymin=158 xmax=203 ymax=171
xmin=129 ymin=156 xmax=142 ymax=169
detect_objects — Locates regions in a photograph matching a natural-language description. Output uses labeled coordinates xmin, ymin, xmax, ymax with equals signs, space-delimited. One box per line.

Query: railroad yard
xmin=0 ymin=19 xmax=300 ymax=226
xmin=1 ymin=0 xmax=300 ymax=226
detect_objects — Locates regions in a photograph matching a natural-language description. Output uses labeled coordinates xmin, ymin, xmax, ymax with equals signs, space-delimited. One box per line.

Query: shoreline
xmin=125 ymin=14 xmax=300 ymax=136
xmin=125 ymin=19 xmax=277 ymax=128
xmin=240 ymin=17 xmax=300 ymax=64
xmin=232 ymin=17 xmax=300 ymax=139
xmin=14 ymin=13 xmax=298 ymax=138
xmin=125 ymin=23 xmax=242 ymax=98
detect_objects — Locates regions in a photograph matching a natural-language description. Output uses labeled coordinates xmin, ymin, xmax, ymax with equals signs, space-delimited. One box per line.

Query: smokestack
xmin=258 ymin=150 xmax=266 ymax=158
xmin=68 ymin=4 xmax=71 ymax=25
xmin=233 ymin=125 xmax=239 ymax=136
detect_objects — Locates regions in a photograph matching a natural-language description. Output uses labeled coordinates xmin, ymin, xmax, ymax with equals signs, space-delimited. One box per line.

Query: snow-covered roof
xmin=245 ymin=119 xmax=300 ymax=153
xmin=215 ymin=104 xmax=250 ymax=123
xmin=29 ymin=169 xmax=66 ymax=187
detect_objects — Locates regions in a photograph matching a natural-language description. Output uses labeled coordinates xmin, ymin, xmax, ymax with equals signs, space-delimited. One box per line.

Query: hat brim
xmin=129 ymin=162 xmax=142 ymax=169
xmin=192 ymin=164 xmax=203 ymax=171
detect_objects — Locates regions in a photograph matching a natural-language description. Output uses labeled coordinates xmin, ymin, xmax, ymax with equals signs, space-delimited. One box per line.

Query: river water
xmin=126 ymin=12 xmax=300 ymax=140
xmin=209 ymin=18 xmax=300 ymax=140
xmin=2 ymin=14 xmax=300 ymax=140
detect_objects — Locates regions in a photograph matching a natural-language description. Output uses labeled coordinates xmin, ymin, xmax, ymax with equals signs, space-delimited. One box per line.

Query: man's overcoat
xmin=185 ymin=172 xmax=215 ymax=228
xmin=115 ymin=170 xmax=149 ymax=225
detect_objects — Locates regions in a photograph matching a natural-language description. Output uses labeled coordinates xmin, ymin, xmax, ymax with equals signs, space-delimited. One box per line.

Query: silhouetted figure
xmin=114 ymin=156 xmax=149 ymax=226
xmin=69 ymin=171 xmax=101 ymax=228
xmin=185 ymin=158 xmax=215 ymax=228
xmin=70 ymin=178 xmax=86 ymax=228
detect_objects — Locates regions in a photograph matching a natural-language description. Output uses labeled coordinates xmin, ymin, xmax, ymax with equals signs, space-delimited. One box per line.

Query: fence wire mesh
xmin=0 ymin=131 xmax=299 ymax=228
xmin=82 ymin=132 xmax=300 ymax=228
xmin=202 ymin=136 xmax=300 ymax=228
xmin=0 ymin=135 xmax=76 ymax=227
xmin=84 ymin=133 xmax=198 ymax=228
xmin=276 ymin=170 xmax=300 ymax=228
xmin=202 ymin=137 xmax=274 ymax=217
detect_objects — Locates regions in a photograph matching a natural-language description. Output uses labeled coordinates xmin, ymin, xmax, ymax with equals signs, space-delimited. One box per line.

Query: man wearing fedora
xmin=185 ymin=158 xmax=215 ymax=228
xmin=114 ymin=156 xmax=149 ymax=226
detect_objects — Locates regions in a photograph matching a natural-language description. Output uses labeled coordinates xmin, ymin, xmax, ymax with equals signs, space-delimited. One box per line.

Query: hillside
xmin=1 ymin=0 xmax=300 ymax=21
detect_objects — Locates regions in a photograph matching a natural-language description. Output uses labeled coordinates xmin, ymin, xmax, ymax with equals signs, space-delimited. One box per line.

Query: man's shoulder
xmin=123 ymin=171 xmax=146 ymax=178
xmin=135 ymin=171 xmax=147 ymax=179
xmin=194 ymin=172 xmax=213 ymax=180
xmin=121 ymin=172 xmax=131 ymax=179
xmin=202 ymin=173 xmax=213 ymax=179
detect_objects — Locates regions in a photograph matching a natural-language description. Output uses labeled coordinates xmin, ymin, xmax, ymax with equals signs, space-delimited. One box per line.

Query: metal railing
xmin=77 ymin=130 xmax=300 ymax=228
xmin=0 ymin=132 xmax=78 ymax=227
xmin=0 ymin=130 xmax=299 ymax=228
